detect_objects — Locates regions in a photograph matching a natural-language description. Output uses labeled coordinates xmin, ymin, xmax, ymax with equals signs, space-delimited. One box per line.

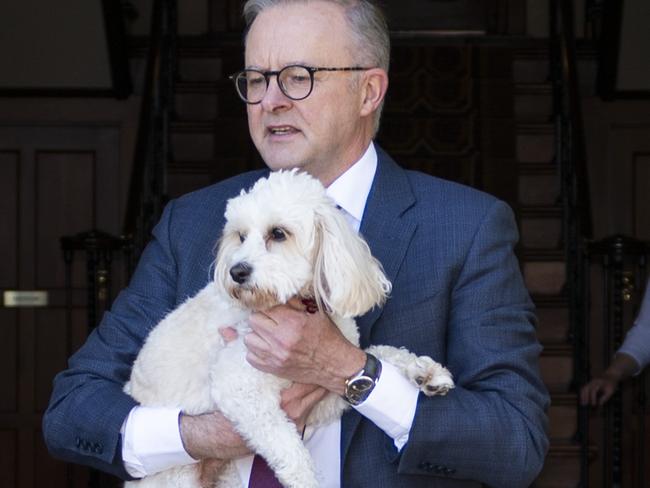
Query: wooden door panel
xmin=0 ymin=151 xmax=19 ymax=288
xmin=35 ymin=151 xmax=96 ymax=289
xmin=0 ymin=430 xmax=17 ymax=487
xmin=0 ymin=309 xmax=18 ymax=413
xmin=35 ymin=309 xmax=70 ymax=412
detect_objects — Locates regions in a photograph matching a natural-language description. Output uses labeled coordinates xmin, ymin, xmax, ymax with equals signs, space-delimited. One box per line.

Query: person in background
xmin=581 ymin=280 xmax=650 ymax=406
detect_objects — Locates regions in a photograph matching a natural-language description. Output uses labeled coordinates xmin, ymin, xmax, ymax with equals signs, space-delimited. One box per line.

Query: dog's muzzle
xmin=230 ymin=262 xmax=253 ymax=284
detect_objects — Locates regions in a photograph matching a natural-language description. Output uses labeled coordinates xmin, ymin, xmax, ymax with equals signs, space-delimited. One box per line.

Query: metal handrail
xmin=122 ymin=0 xmax=177 ymax=266
xmin=549 ymin=1 xmax=594 ymax=486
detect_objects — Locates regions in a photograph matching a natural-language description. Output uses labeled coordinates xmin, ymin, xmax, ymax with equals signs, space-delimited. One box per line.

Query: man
xmin=43 ymin=1 xmax=549 ymax=486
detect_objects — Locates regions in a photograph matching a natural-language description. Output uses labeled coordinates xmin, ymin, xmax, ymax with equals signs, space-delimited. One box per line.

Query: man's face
xmin=244 ymin=1 xmax=372 ymax=185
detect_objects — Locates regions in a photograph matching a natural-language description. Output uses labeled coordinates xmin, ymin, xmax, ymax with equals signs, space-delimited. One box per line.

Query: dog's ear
xmin=312 ymin=203 xmax=391 ymax=318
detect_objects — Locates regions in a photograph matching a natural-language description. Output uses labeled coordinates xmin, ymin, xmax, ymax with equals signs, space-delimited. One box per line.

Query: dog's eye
xmin=238 ymin=232 xmax=246 ymax=243
xmin=270 ymin=227 xmax=286 ymax=242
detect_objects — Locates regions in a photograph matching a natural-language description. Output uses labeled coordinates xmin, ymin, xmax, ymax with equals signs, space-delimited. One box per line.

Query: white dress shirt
xmin=617 ymin=279 xmax=650 ymax=373
xmin=121 ymin=143 xmax=420 ymax=486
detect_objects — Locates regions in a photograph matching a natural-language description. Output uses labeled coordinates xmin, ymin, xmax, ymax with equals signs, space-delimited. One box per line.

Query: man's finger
xmin=249 ymin=310 xmax=281 ymax=333
xmin=243 ymin=330 xmax=270 ymax=353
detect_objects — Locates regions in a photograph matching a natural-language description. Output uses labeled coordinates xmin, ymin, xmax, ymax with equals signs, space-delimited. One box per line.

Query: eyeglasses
xmin=229 ymin=64 xmax=373 ymax=104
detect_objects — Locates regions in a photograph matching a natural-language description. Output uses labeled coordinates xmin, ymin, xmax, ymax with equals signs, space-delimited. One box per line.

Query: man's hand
xmin=243 ymin=297 xmax=366 ymax=395
xmin=218 ymin=321 xmax=329 ymax=432
xmin=280 ymin=382 xmax=329 ymax=432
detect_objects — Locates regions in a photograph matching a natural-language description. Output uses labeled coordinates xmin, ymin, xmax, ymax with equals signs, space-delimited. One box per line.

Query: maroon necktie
xmin=248 ymin=454 xmax=283 ymax=487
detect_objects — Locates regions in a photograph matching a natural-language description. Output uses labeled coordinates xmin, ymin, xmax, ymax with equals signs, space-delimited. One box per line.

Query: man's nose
xmin=261 ymin=76 xmax=291 ymax=111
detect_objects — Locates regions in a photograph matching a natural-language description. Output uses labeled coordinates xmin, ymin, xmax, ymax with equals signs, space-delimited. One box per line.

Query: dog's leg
xmin=211 ymin=344 xmax=319 ymax=488
xmin=367 ymin=345 xmax=455 ymax=396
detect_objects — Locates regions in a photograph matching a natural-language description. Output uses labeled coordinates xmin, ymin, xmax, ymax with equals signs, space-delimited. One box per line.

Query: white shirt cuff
xmin=353 ymin=360 xmax=419 ymax=450
xmin=120 ymin=406 xmax=199 ymax=477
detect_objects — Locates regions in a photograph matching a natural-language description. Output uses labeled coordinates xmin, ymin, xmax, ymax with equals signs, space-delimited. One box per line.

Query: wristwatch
xmin=344 ymin=353 xmax=382 ymax=406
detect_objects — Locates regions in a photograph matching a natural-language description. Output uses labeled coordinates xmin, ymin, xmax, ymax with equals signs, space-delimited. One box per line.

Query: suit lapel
xmin=357 ymin=147 xmax=417 ymax=344
xmin=341 ymin=147 xmax=417 ymax=465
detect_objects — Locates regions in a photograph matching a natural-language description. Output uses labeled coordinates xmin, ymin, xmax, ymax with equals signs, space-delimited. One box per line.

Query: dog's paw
xmin=407 ymin=356 xmax=455 ymax=396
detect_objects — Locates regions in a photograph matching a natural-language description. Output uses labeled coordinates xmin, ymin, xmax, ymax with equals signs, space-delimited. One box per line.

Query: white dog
xmin=124 ymin=170 xmax=454 ymax=488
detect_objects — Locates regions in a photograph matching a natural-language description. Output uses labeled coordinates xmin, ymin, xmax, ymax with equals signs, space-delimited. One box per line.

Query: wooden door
xmin=0 ymin=125 xmax=122 ymax=487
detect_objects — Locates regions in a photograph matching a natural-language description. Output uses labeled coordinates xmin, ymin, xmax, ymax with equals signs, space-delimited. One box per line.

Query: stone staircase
xmin=167 ymin=38 xmax=259 ymax=198
xmin=514 ymin=44 xmax=588 ymax=487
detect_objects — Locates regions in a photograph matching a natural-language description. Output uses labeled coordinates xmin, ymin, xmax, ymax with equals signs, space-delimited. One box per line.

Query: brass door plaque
xmin=3 ymin=290 xmax=49 ymax=307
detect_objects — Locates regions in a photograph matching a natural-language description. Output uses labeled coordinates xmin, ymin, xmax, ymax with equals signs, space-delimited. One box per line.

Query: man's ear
xmin=360 ymin=68 xmax=389 ymax=117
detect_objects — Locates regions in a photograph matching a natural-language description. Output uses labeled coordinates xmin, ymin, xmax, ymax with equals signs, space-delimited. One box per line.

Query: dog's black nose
xmin=230 ymin=262 xmax=252 ymax=284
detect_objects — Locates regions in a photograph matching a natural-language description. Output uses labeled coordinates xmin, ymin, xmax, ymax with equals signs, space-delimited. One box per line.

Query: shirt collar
xmin=325 ymin=143 xmax=377 ymax=229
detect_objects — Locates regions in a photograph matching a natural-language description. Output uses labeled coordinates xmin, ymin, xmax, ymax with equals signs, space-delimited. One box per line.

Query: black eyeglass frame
xmin=228 ymin=64 xmax=373 ymax=104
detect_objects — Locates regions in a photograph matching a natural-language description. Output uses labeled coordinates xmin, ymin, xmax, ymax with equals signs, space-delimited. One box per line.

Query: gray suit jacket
xmin=43 ymin=148 xmax=549 ymax=487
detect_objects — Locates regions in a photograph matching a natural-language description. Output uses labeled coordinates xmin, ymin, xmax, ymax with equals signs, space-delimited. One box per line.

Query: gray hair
xmin=242 ymin=0 xmax=390 ymax=134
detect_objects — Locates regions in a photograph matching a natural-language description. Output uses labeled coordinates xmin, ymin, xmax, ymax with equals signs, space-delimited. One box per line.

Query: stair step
xmin=169 ymin=156 xmax=264 ymax=179
xmin=176 ymin=81 xmax=221 ymax=93
xmin=519 ymin=170 xmax=559 ymax=206
xmin=513 ymin=48 xmax=550 ymax=84
xmin=514 ymin=43 xmax=599 ymax=95
xmin=175 ymin=80 xmax=246 ymax=119
xmin=176 ymin=35 xmax=243 ymax=78
xmin=517 ymin=123 xmax=554 ymax=164
xmin=523 ymin=257 xmax=565 ymax=296
xmin=167 ymin=171 xmax=214 ymax=199
xmin=520 ymin=205 xmax=562 ymax=218
xmin=171 ymin=119 xmax=251 ymax=161
xmin=515 ymin=83 xmax=553 ymax=95
xmin=520 ymin=219 xmax=561 ymax=250
xmin=514 ymin=83 xmax=553 ymax=122
xmin=535 ymin=302 xmax=570 ymax=343
xmin=540 ymin=343 xmax=573 ymax=392
xmin=548 ymin=393 xmax=578 ymax=440
xmin=128 ymin=35 xmax=240 ymax=82
xmin=178 ymin=57 xmax=224 ymax=82
xmin=531 ymin=294 xmax=567 ymax=306
xmin=534 ymin=441 xmax=582 ymax=488
xmin=522 ymin=249 xmax=564 ymax=260
xmin=175 ymin=89 xmax=219 ymax=121
xmin=519 ymin=206 xmax=562 ymax=250
xmin=518 ymin=162 xmax=557 ymax=175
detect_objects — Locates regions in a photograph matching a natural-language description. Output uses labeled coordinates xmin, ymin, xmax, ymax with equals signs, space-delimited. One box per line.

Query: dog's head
xmin=214 ymin=170 xmax=391 ymax=317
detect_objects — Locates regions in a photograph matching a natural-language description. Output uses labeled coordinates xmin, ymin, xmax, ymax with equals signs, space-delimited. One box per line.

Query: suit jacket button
xmin=418 ymin=461 xmax=434 ymax=472
xmin=434 ymin=465 xmax=445 ymax=474
xmin=75 ymin=437 xmax=81 ymax=448
xmin=444 ymin=467 xmax=456 ymax=475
